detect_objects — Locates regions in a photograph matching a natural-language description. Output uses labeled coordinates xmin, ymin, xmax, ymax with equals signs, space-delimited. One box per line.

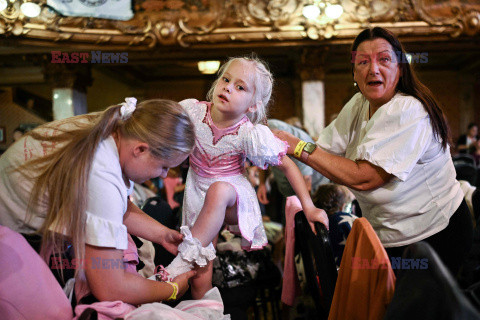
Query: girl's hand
xmin=304 ymin=207 xmax=329 ymax=233
xmin=159 ymin=228 xmax=183 ymax=255
xmin=271 ymin=129 xmax=300 ymax=156
xmin=257 ymin=183 xmax=269 ymax=205
xmin=173 ymin=270 xmax=197 ymax=299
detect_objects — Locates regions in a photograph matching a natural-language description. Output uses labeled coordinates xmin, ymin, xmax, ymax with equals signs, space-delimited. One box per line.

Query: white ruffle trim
xmin=178 ymin=226 xmax=216 ymax=267
xmin=85 ymin=211 xmax=128 ymax=250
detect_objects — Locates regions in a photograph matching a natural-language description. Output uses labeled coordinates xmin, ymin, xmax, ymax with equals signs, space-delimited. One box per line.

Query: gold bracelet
xmin=165 ymin=281 xmax=178 ymax=301
xmin=294 ymin=140 xmax=307 ymax=158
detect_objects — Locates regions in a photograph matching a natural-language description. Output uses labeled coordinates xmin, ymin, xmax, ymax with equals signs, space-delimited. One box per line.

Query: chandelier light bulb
xmin=20 ymin=2 xmax=41 ymax=18
xmin=325 ymin=4 xmax=343 ymax=19
xmin=198 ymin=61 xmax=220 ymax=74
xmin=302 ymin=4 xmax=321 ymax=20
xmin=0 ymin=0 xmax=7 ymax=11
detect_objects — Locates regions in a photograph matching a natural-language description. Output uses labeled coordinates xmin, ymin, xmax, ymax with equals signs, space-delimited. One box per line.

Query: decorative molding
xmin=0 ymin=0 xmax=479 ymax=49
xmin=233 ymin=0 xmax=304 ymax=28
xmin=411 ymin=0 xmax=480 ymax=36
xmin=342 ymin=0 xmax=398 ymax=23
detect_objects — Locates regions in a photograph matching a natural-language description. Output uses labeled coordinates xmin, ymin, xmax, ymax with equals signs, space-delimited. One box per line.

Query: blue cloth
xmin=267 ymin=119 xmax=328 ymax=197
xmin=328 ymin=211 xmax=357 ymax=267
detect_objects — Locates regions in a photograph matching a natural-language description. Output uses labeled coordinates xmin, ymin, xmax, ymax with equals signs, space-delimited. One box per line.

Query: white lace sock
xmin=162 ymin=226 xmax=216 ymax=281
xmin=163 ymin=255 xmax=194 ymax=280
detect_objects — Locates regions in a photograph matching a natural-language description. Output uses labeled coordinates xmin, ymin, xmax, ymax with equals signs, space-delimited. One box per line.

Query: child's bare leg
xmin=162 ymin=182 xmax=237 ymax=281
xmin=191 ymin=259 xmax=214 ymax=299
xmin=190 ymin=236 xmax=218 ymax=299
xmin=189 ymin=182 xmax=237 ymax=298
xmin=191 ymin=181 xmax=238 ymax=246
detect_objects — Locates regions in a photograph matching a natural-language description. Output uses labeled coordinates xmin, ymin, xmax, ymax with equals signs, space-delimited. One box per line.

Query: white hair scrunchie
xmin=120 ymin=97 xmax=137 ymax=120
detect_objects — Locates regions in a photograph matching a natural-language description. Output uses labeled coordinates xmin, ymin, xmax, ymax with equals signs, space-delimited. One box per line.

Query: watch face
xmin=304 ymin=142 xmax=317 ymax=154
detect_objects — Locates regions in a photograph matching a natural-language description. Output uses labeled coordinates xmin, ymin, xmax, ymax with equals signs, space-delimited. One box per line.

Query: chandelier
xmin=302 ymin=0 xmax=344 ymax=20
xmin=197 ymin=61 xmax=221 ymax=75
xmin=0 ymin=0 xmax=42 ymax=18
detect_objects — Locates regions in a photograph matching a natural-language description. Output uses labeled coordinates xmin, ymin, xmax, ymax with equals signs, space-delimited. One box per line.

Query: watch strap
xmin=300 ymin=150 xmax=310 ymax=161
xmin=294 ymin=140 xmax=307 ymax=158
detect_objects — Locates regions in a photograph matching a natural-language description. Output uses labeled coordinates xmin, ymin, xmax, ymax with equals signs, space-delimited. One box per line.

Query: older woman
xmin=276 ymin=27 xmax=473 ymax=275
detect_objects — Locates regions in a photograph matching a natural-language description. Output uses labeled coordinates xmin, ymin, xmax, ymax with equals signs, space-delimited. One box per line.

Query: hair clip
xmin=120 ymin=97 xmax=137 ymax=120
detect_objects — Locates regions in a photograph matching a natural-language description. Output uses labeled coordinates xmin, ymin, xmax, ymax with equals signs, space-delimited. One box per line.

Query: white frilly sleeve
xmin=179 ymin=98 xmax=203 ymax=121
xmin=85 ymin=212 xmax=128 ymax=250
xmin=243 ymin=124 xmax=288 ymax=169
xmin=356 ymin=95 xmax=433 ymax=181
xmin=84 ymin=136 xmax=133 ymax=250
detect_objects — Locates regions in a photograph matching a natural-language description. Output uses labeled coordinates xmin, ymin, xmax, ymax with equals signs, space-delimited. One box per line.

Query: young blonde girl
xmin=0 ymin=98 xmax=196 ymax=305
xmin=159 ymin=56 xmax=329 ymax=299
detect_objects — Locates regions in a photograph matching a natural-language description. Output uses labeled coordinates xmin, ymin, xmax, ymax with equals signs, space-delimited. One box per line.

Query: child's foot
xmin=153 ymin=226 xmax=216 ymax=281
xmin=163 ymin=255 xmax=194 ymax=280
xmin=148 ymin=265 xmax=173 ymax=282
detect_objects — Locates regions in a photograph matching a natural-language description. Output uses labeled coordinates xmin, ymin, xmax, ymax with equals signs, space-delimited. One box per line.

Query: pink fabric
xmin=0 ymin=225 xmax=73 ymax=320
xmin=189 ymin=103 xmax=248 ymax=178
xmin=127 ymin=301 xmax=225 ymax=320
xmin=74 ymin=301 xmax=135 ymax=320
xmin=203 ymin=102 xmax=249 ymax=146
xmin=75 ymin=233 xmax=141 ymax=303
xmin=281 ymin=196 xmax=303 ymax=306
xmin=163 ymin=177 xmax=182 ymax=209
xmin=123 ymin=234 xmax=140 ymax=274
xmin=181 ymin=99 xmax=284 ymax=251
xmin=125 ymin=287 xmax=228 ymax=320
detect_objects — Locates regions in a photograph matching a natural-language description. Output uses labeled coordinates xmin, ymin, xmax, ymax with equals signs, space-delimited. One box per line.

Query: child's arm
xmin=276 ymin=155 xmax=329 ymax=231
xmin=256 ymin=168 xmax=270 ymax=205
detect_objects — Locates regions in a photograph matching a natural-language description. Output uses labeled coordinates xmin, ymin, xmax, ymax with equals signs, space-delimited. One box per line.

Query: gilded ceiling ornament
xmin=234 ymin=0 xmax=304 ymax=28
xmin=305 ymin=23 xmax=337 ymax=40
xmin=412 ymin=0 xmax=480 ymax=37
xmin=341 ymin=0 xmax=398 ymax=23
xmin=0 ymin=0 xmax=479 ymax=47
xmin=152 ymin=19 xmax=178 ymax=45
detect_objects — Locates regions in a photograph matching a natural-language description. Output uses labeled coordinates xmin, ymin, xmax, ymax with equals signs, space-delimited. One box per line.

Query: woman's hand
xmin=172 ymin=270 xmax=197 ymax=299
xmin=271 ymin=129 xmax=300 ymax=156
xmin=304 ymin=206 xmax=329 ymax=233
xmin=159 ymin=227 xmax=183 ymax=255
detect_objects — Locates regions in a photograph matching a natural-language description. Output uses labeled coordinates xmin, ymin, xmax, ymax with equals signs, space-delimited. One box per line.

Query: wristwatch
xmin=301 ymin=142 xmax=317 ymax=161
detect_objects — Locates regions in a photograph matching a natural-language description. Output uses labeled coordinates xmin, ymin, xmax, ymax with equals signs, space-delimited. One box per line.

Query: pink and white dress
xmin=179 ymin=99 xmax=288 ymax=250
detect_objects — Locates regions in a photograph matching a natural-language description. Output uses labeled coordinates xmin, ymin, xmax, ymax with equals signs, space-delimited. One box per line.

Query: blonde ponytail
xmin=19 ymin=99 xmax=194 ymax=275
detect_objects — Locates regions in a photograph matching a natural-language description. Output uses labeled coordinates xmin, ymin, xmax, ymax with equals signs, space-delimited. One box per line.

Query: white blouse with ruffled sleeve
xmin=84 ymin=135 xmax=133 ymax=250
xmin=317 ymin=92 xmax=464 ymax=247
xmin=0 ymin=118 xmax=132 ymax=250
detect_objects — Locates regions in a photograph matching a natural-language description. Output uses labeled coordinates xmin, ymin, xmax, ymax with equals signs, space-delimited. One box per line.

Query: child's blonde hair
xmin=206 ymin=54 xmax=273 ymax=125
xmin=19 ymin=99 xmax=194 ymax=273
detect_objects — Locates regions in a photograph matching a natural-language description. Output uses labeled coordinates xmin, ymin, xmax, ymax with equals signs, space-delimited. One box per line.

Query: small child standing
xmin=158 ymin=55 xmax=328 ymax=299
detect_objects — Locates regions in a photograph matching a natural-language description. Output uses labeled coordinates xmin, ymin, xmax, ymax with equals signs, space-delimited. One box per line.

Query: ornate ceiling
xmin=1 ymin=0 xmax=479 ymax=50
xmin=0 ymin=0 xmax=479 ymax=90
